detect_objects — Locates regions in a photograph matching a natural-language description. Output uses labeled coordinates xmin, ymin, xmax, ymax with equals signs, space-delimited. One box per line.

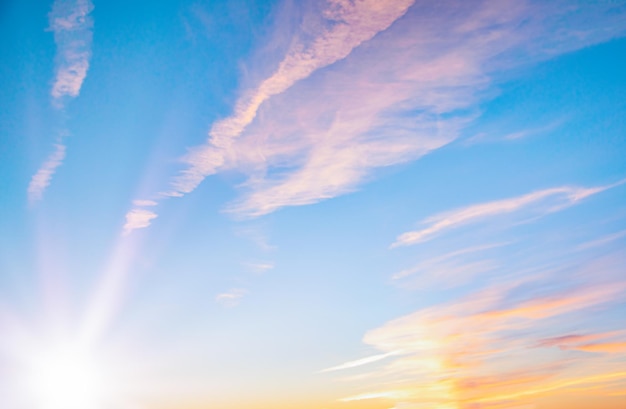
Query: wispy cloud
xmin=321 ymin=351 xmax=400 ymax=373
xmin=215 ymin=288 xmax=248 ymax=307
xmin=168 ymin=0 xmax=416 ymax=198
xmin=123 ymin=209 xmax=158 ymax=235
xmin=392 ymin=243 xmax=507 ymax=290
xmin=243 ymin=262 xmax=275 ymax=274
xmin=132 ymin=199 xmax=158 ymax=207
xmin=27 ymin=144 xmax=66 ymax=204
xmin=234 ymin=225 xmax=277 ymax=252
xmin=391 ymin=182 xmax=623 ymax=247
xmin=577 ymin=229 xmax=626 ymax=250
xmin=465 ymin=117 xmax=567 ymax=145
xmin=146 ymin=0 xmax=626 ymax=218
xmin=572 ymin=342 xmax=626 ymax=354
xmin=28 ymin=0 xmax=93 ymax=203
xmin=502 ymin=119 xmax=564 ymax=141
xmin=537 ymin=332 xmax=626 ymax=353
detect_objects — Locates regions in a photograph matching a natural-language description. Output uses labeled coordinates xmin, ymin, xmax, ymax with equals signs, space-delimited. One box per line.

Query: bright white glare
xmin=20 ymin=341 xmax=110 ymax=409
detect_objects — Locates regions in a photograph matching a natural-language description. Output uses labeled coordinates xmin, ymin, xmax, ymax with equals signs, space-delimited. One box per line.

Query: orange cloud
xmin=330 ymin=270 xmax=626 ymax=409
xmin=572 ymin=342 xmax=626 ymax=354
xmin=478 ymin=282 xmax=626 ymax=321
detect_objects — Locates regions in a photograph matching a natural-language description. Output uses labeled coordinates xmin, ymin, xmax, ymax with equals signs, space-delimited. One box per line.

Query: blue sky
xmin=1 ymin=1 xmax=626 ymax=408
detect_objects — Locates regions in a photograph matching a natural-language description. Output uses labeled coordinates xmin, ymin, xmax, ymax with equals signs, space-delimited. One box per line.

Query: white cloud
xmin=215 ymin=288 xmax=248 ymax=307
xmin=392 ymin=182 xmax=623 ymax=248
xmin=123 ymin=209 xmax=158 ymax=235
xmin=132 ymin=199 xmax=158 ymax=207
xmin=243 ymin=262 xmax=275 ymax=274
xmin=27 ymin=144 xmax=66 ymax=204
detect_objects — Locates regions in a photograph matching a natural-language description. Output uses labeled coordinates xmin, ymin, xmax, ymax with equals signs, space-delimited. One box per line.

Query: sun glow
xmin=18 ymin=341 xmax=111 ymax=409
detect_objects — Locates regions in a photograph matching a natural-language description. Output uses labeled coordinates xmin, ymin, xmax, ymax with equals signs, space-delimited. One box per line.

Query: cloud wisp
xmin=215 ymin=288 xmax=248 ymax=307
xmin=140 ymin=0 xmax=626 ymax=219
xmin=243 ymin=262 xmax=275 ymax=274
xmin=28 ymin=0 xmax=94 ymax=204
xmin=391 ymin=181 xmax=623 ymax=248
xmin=27 ymin=144 xmax=66 ymax=204
xmin=391 ymin=242 xmax=507 ymax=290
xmin=321 ymin=351 xmax=401 ymax=373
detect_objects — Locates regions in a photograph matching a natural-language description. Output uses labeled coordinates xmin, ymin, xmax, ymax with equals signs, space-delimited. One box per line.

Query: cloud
xmin=537 ymin=333 xmax=618 ymax=349
xmin=234 ymin=225 xmax=277 ymax=252
xmin=572 ymin=342 xmax=626 ymax=354
xmin=392 ymin=243 xmax=507 ymax=290
xmin=151 ymin=0 xmax=626 ymax=218
xmin=123 ymin=209 xmax=158 ymax=235
xmin=476 ymin=282 xmax=626 ymax=320
xmin=321 ymin=351 xmax=400 ymax=373
xmin=577 ymin=229 xmax=626 ymax=250
xmin=465 ymin=118 xmax=567 ymax=145
xmin=168 ymin=0 xmax=416 ymax=197
xmin=27 ymin=144 xmax=66 ymax=204
xmin=132 ymin=199 xmax=158 ymax=207
xmin=49 ymin=0 xmax=94 ymax=106
xmin=326 ymin=248 xmax=626 ymax=408
xmin=215 ymin=288 xmax=248 ymax=307
xmin=334 ymin=279 xmax=626 ymax=407
xmin=537 ymin=332 xmax=626 ymax=354
xmin=391 ymin=182 xmax=622 ymax=247
xmin=243 ymin=262 xmax=275 ymax=274
xmin=28 ymin=0 xmax=94 ymax=203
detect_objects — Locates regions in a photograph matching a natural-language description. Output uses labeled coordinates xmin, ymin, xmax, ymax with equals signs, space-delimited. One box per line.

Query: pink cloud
xmin=160 ymin=0 xmax=626 ymax=218
xmin=392 ymin=182 xmax=623 ymax=247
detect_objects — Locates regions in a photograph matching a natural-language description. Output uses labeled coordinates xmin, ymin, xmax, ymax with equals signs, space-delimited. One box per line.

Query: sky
xmin=1 ymin=0 xmax=626 ymax=408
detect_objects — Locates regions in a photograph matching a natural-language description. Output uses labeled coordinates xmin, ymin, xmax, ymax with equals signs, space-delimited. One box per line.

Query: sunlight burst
xmin=19 ymin=341 xmax=110 ymax=409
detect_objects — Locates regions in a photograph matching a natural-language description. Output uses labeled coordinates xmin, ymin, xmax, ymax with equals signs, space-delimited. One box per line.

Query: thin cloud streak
xmin=536 ymin=332 xmax=624 ymax=349
xmin=577 ymin=229 xmax=626 ymax=250
xmin=132 ymin=199 xmax=158 ymax=207
xmin=28 ymin=0 xmax=94 ymax=203
xmin=392 ymin=182 xmax=623 ymax=248
xmin=320 ymin=351 xmax=400 ymax=373
xmin=243 ymin=262 xmax=275 ymax=274
xmin=215 ymin=288 xmax=248 ymax=307
xmin=391 ymin=243 xmax=508 ymax=291
xmin=27 ymin=144 xmax=66 ymax=204
xmin=572 ymin=342 xmax=626 ymax=354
